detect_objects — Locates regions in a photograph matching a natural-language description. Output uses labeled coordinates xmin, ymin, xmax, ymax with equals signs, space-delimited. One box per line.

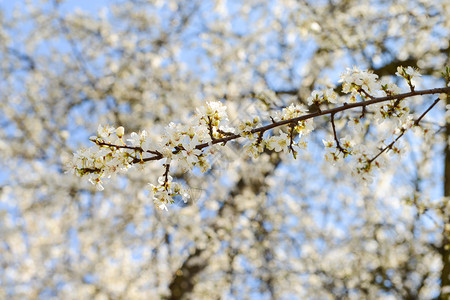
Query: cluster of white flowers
xmin=148 ymin=175 xmax=190 ymax=211
xmin=69 ymin=66 xmax=449 ymax=209
xmin=307 ymin=89 xmax=338 ymax=105
xmin=339 ymin=66 xmax=382 ymax=97
xmin=269 ymin=104 xmax=314 ymax=157
xmin=395 ymin=66 xmax=422 ymax=90
xmin=68 ymin=101 xmax=233 ymax=209
xmin=238 ymin=116 xmax=265 ymax=158
xmin=67 ymin=125 xmax=133 ymax=191
xmin=238 ymin=104 xmax=315 ymax=159
xmin=339 ymin=66 xmax=413 ymax=99
xmin=323 ymin=135 xmax=354 ymax=162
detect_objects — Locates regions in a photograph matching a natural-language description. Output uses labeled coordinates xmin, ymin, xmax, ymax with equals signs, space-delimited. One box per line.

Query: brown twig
xmin=330 ymin=113 xmax=347 ymax=154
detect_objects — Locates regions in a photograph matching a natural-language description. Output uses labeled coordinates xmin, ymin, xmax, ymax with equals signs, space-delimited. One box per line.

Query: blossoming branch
xmin=68 ymin=66 xmax=450 ymax=210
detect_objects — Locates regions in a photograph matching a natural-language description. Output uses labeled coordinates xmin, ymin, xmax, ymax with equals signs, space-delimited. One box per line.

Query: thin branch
xmin=359 ymin=88 xmax=375 ymax=100
xmin=288 ymin=124 xmax=296 ymax=156
xmin=330 ymin=113 xmax=345 ymax=153
xmin=207 ymin=116 xmax=216 ymax=142
xmin=194 ymin=87 xmax=449 ymax=151
xmin=162 ymin=163 xmax=171 ymax=191
xmin=6 ymin=47 xmax=36 ymax=70
xmin=80 ymin=87 xmax=450 ymax=172
xmin=91 ymin=139 xmax=162 ymax=156
xmin=368 ymin=98 xmax=441 ymax=164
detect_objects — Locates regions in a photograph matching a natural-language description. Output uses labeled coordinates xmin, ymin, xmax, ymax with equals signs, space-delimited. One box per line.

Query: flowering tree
xmin=1 ymin=0 xmax=450 ymax=299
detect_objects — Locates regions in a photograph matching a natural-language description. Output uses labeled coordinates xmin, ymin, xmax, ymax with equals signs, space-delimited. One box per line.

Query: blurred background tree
xmin=0 ymin=0 xmax=449 ymax=299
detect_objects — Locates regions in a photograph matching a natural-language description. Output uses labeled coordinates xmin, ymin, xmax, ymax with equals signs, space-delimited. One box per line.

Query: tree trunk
xmin=441 ymin=97 xmax=450 ymax=300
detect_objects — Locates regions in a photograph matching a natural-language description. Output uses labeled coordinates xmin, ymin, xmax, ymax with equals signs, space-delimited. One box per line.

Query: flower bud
xmin=116 ymin=126 xmax=125 ymax=138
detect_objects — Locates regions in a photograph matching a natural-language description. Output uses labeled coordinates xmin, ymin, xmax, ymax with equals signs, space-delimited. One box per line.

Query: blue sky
xmin=0 ymin=0 xmax=109 ymax=14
